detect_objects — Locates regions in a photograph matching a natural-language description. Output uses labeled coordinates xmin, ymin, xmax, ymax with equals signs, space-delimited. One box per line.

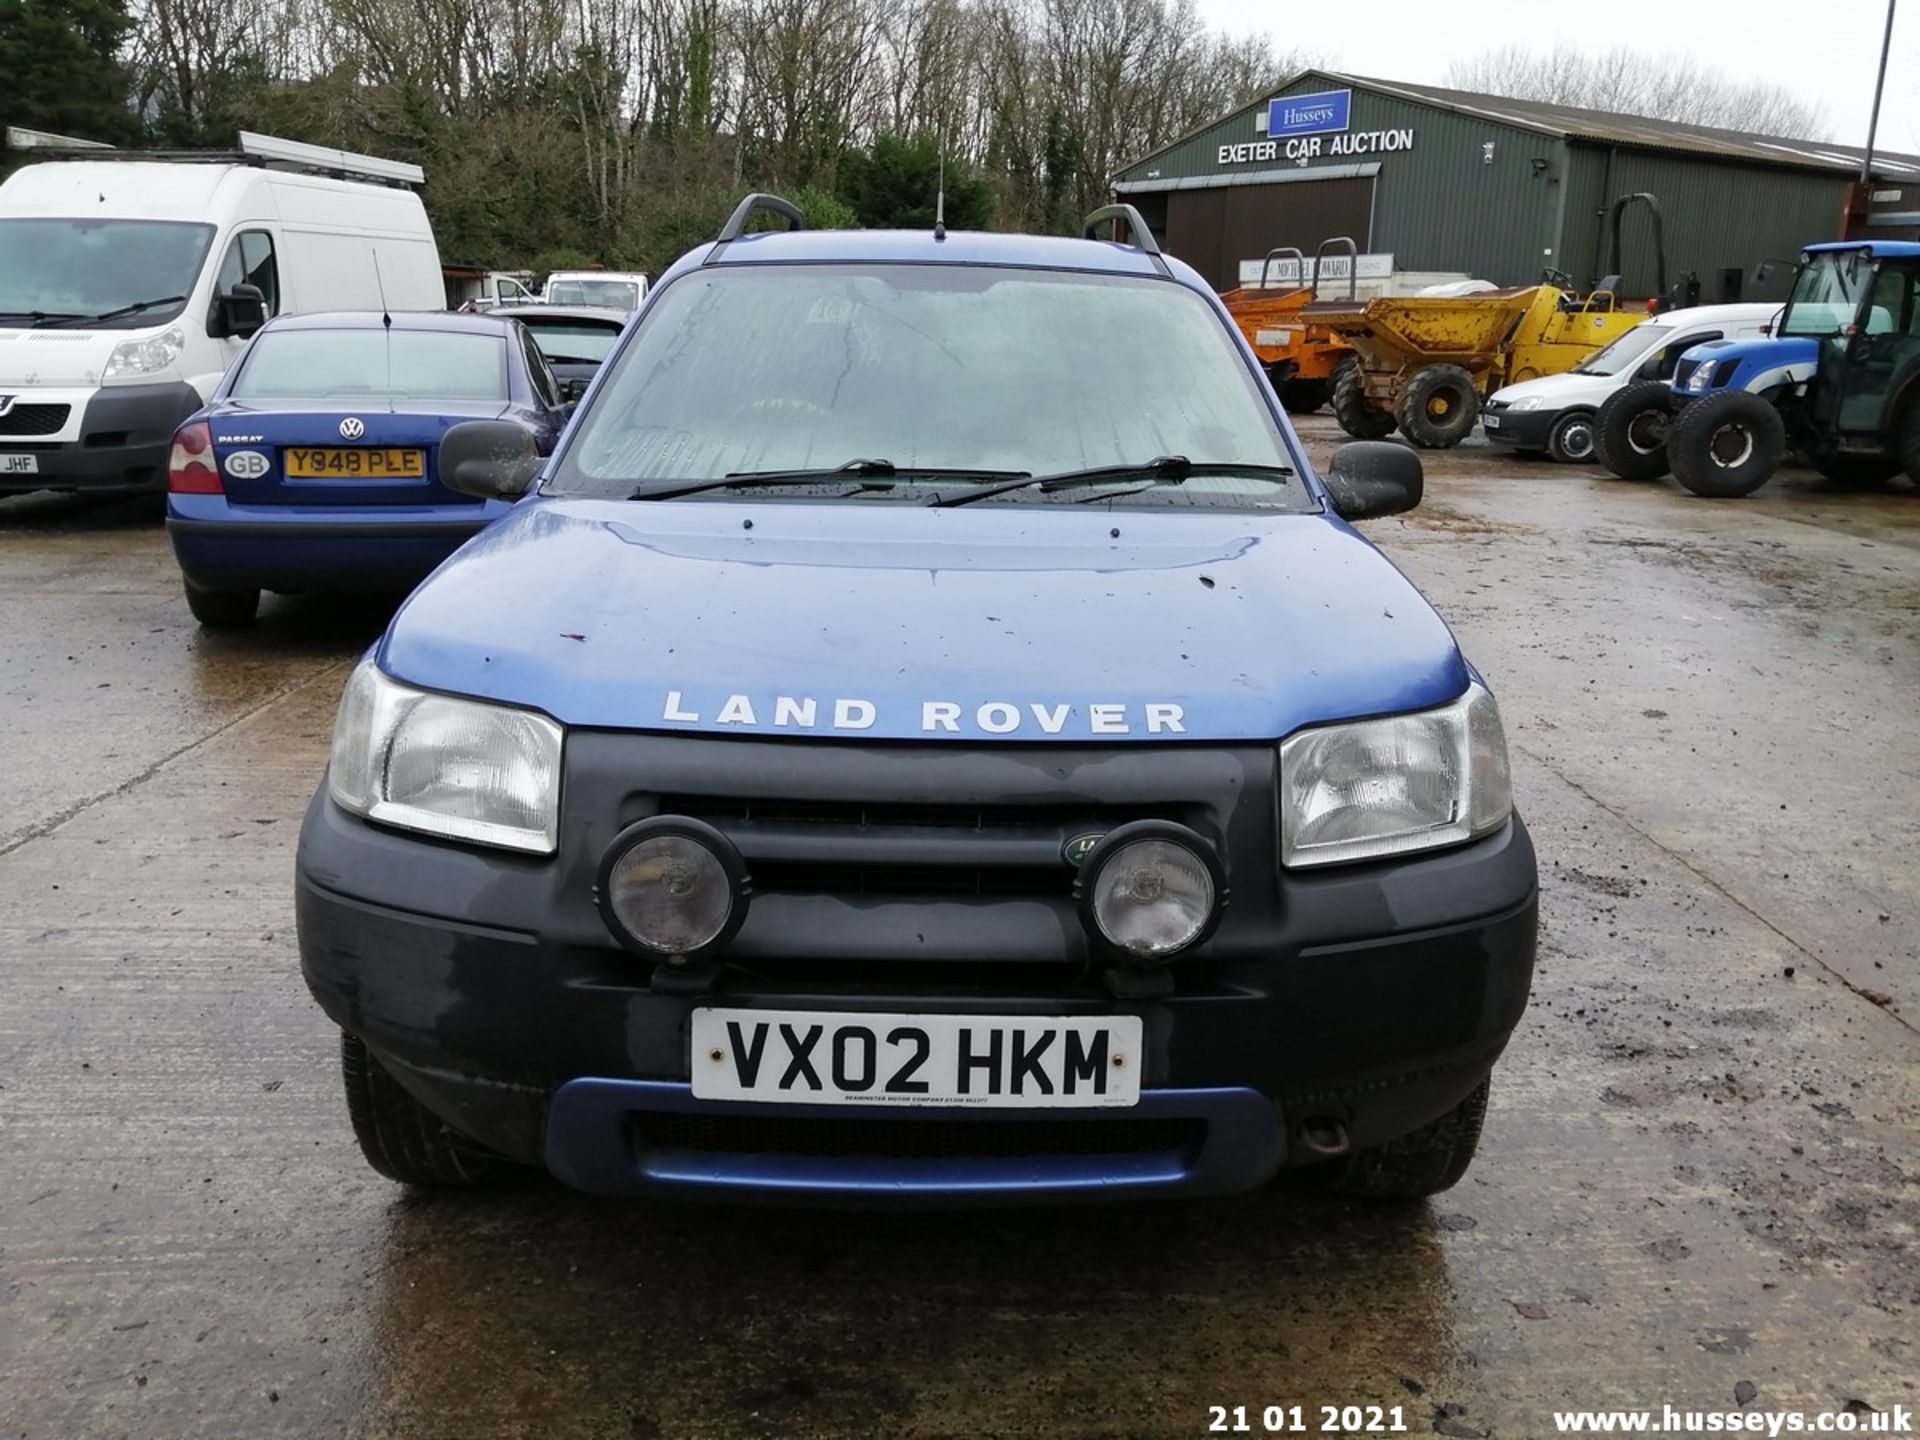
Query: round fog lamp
xmin=597 ymin=818 xmax=750 ymax=961
xmin=1077 ymin=822 xmax=1224 ymax=963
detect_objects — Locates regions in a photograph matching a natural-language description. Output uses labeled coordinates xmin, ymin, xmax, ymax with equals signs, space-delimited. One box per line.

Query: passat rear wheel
xmin=183 ymin=580 xmax=260 ymax=627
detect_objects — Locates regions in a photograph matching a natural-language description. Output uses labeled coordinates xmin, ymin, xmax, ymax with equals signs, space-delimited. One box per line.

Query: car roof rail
xmin=707 ymin=193 xmax=807 ymax=263
xmin=1082 ymin=204 xmax=1169 ymax=275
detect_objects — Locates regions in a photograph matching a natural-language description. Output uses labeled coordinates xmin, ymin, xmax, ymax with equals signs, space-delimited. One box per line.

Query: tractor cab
xmin=1782 ymin=243 xmax=1920 ymax=436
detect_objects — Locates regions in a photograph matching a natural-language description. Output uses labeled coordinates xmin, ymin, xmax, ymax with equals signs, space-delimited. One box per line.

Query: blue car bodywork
xmin=166 ymin=310 xmax=568 ymax=616
xmin=296 ymin=215 xmax=1539 ymax=1205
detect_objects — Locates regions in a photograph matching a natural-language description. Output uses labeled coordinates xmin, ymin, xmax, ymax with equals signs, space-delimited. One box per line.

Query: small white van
xmin=543 ymin=271 xmax=648 ymax=312
xmin=1480 ymin=302 xmax=1782 ymax=463
xmin=0 ymin=130 xmax=443 ymax=494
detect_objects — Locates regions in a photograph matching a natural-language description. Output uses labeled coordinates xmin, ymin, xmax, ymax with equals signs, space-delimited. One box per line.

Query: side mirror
xmin=439 ymin=420 xmax=543 ymax=499
xmin=1751 ymin=261 xmax=1774 ymax=287
xmin=214 ymin=283 xmax=268 ymax=340
xmin=1323 ymin=441 xmax=1422 ymax=521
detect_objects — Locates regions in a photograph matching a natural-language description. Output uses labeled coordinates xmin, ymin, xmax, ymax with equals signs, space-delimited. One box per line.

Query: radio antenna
xmin=933 ymin=131 xmax=947 ymax=241
xmin=371 ymin=249 xmax=393 ymax=412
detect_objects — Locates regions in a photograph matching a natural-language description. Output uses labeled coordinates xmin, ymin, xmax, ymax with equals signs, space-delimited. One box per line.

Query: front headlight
xmin=328 ymin=657 xmax=563 ymax=854
xmin=1684 ymin=362 xmax=1713 ymax=393
xmin=1506 ymin=395 xmax=1542 ymax=412
xmin=103 ymin=326 xmax=186 ymax=379
xmin=1280 ymin=682 xmax=1512 ymax=868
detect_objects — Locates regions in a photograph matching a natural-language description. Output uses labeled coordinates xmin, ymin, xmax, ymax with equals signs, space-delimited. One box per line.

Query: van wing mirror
xmin=440 ymin=420 xmax=543 ymax=499
xmin=214 ymin=283 xmax=268 ymax=340
xmin=1323 ymin=441 xmax=1421 ymax=521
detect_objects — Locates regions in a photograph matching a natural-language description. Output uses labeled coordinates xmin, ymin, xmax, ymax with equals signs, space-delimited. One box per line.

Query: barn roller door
xmin=1163 ymin=177 xmax=1375 ymax=291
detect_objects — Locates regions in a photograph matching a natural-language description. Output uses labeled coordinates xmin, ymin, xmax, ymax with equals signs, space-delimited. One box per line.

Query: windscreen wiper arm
xmin=0 ymin=310 xmax=85 ymax=326
xmin=43 ymin=295 xmax=187 ymax=328
xmin=929 ymin=455 xmax=1295 ymax=507
xmin=632 ymin=459 xmax=1028 ymax=501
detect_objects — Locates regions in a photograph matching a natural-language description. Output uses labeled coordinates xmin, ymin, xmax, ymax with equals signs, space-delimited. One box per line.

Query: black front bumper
xmin=1481 ymin=404 xmax=1556 ymax=450
xmin=297 ymin=733 xmax=1538 ymax=1202
xmin=0 ymin=382 xmax=203 ymax=493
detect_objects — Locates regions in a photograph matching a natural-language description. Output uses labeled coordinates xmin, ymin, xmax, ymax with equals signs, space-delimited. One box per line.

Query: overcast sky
xmin=1192 ymin=0 xmax=1920 ymax=158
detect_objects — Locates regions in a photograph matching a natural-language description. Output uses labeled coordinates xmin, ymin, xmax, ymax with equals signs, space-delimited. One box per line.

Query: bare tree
xmin=1444 ymin=43 xmax=1830 ymax=141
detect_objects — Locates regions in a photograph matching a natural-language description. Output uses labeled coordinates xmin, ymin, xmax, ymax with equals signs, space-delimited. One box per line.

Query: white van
xmin=543 ymin=270 xmax=648 ymax=312
xmin=0 ymin=130 xmax=443 ymax=494
xmin=1480 ymin=302 xmax=1782 ymax=463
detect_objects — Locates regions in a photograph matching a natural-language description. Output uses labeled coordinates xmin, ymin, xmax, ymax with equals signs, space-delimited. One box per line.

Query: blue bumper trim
xmin=544 ymin=1079 xmax=1285 ymax=1203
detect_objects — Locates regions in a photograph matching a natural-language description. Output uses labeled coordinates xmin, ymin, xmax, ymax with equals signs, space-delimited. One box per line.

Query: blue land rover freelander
xmin=296 ymin=198 xmax=1539 ymax=1204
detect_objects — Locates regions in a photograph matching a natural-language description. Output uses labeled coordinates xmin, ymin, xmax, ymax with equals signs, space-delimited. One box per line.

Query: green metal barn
xmin=1112 ymin=70 xmax=1920 ymax=301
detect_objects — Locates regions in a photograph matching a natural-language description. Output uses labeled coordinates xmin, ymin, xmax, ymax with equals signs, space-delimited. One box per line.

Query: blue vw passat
xmin=165 ymin=310 xmax=571 ymax=626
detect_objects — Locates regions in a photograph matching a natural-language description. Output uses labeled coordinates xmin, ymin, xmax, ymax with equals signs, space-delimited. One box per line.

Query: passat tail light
xmin=168 ymin=421 xmax=221 ymax=494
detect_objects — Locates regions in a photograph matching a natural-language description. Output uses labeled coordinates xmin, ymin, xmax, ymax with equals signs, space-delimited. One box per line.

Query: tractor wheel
xmin=1279 ymin=378 xmax=1330 ymax=414
xmin=1394 ymin=364 xmax=1479 ymax=448
xmin=1667 ymin=391 xmax=1786 ymax=498
xmin=1546 ymin=409 xmax=1598 ymax=464
xmin=1810 ymin=449 xmax=1902 ymax=488
xmin=1331 ymin=360 xmax=1396 ymax=440
xmin=1594 ymin=380 xmax=1675 ymax=479
xmin=1900 ymin=401 xmax=1920 ymax=482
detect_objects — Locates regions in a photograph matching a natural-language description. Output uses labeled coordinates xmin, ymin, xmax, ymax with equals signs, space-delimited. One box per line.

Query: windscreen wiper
xmin=929 ymin=455 xmax=1295 ymax=507
xmin=0 ymin=310 xmax=85 ymax=326
xmin=43 ymin=295 xmax=187 ymax=328
xmin=632 ymin=459 xmax=1028 ymax=501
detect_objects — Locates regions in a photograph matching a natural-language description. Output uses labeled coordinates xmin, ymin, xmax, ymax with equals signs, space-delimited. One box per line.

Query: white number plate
xmin=1482 ymin=415 xmax=1501 ymax=429
xmin=691 ymin=1008 xmax=1142 ymax=1108
xmin=1 ymin=453 xmax=39 ymax=475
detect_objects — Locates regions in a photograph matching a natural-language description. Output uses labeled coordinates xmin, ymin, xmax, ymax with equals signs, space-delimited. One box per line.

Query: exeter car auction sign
xmin=1216 ymin=88 xmax=1417 ymax=167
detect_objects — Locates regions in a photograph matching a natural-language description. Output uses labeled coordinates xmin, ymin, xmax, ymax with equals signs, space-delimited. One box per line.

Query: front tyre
xmin=341 ymin=1033 xmax=511 ymax=1187
xmin=1394 ymin=364 xmax=1479 ymax=448
xmin=1331 ymin=359 xmax=1397 ymax=440
xmin=1667 ymin=390 xmax=1785 ymax=498
xmin=1278 ymin=378 xmax=1330 ymax=414
xmin=1593 ymin=380 xmax=1675 ymax=479
xmin=183 ymin=580 xmax=260 ymax=627
xmin=1323 ymin=1076 xmax=1490 ymax=1200
xmin=1546 ymin=409 xmax=1597 ymax=464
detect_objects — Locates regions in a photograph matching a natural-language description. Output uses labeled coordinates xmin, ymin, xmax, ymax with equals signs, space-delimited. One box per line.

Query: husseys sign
xmin=1218 ymin=88 xmax=1417 ymax=167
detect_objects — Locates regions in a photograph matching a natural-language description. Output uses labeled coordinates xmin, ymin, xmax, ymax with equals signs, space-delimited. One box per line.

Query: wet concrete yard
xmin=2 ymin=426 xmax=1916 ymax=1438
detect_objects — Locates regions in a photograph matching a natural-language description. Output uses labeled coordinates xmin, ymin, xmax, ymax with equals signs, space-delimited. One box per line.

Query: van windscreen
xmin=0 ymin=219 xmax=214 ymax=329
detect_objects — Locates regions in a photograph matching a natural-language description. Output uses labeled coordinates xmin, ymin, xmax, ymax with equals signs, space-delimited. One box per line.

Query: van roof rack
xmin=1083 ymin=204 xmax=1169 ymax=275
xmin=3 ymin=127 xmax=424 ymax=188
xmin=706 ymin=193 xmax=806 ymax=262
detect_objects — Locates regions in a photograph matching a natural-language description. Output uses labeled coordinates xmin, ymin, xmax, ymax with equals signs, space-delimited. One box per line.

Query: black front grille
xmin=663 ymin=794 xmax=1186 ymax=902
xmin=0 ymin=403 xmax=70 ymax=437
xmin=633 ymin=1111 xmax=1203 ymax=1161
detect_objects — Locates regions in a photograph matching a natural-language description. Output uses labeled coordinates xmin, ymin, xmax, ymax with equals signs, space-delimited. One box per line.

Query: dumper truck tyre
xmin=1546 ymin=410 xmax=1598 ymax=464
xmin=1331 ymin=360 xmax=1396 ymax=439
xmin=1395 ymin=364 xmax=1479 ymax=448
xmin=1323 ymin=1075 xmax=1491 ymax=1200
xmin=341 ymin=1032 xmax=512 ymax=1187
xmin=1594 ymin=381 xmax=1675 ymax=479
xmin=1279 ymin=378 xmax=1329 ymax=414
xmin=1668 ymin=390 xmax=1785 ymax=498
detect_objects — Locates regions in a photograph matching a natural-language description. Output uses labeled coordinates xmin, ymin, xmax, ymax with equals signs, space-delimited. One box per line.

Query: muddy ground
xmin=2 ymin=423 xmax=1915 ymax=1439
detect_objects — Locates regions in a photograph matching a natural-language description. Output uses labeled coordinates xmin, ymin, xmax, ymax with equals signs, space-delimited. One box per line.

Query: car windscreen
xmin=521 ymin=320 xmax=622 ymax=365
xmin=1572 ymin=324 xmax=1668 ymax=376
xmin=0 ymin=218 xmax=214 ymax=328
xmin=547 ymin=280 xmax=641 ymax=310
xmin=551 ymin=263 xmax=1310 ymax=510
xmin=230 ymin=329 xmax=509 ymax=401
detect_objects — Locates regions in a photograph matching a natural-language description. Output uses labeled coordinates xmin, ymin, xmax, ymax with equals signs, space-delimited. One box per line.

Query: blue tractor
xmin=1595 ymin=241 xmax=1920 ymax=496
